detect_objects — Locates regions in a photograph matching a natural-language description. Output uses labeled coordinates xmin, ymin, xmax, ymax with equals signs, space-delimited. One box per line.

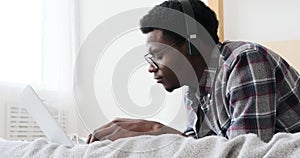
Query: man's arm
xmin=224 ymin=49 xmax=276 ymax=142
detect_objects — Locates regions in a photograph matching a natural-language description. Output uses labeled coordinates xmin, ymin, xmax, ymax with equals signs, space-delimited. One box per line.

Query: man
xmin=87 ymin=0 xmax=300 ymax=143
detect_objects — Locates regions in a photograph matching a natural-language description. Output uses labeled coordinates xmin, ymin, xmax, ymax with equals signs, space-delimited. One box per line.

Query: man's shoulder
xmin=220 ymin=40 xmax=261 ymax=55
xmin=219 ymin=40 xmax=279 ymax=66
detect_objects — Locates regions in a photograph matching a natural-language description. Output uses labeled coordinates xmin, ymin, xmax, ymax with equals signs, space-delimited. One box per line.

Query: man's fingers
xmin=86 ymin=133 xmax=92 ymax=144
xmin=91 ymin=124 xmax=120 ymax=142
xmin=87 ymin=119 xmax=127 ymax=143
xmin=89 ymin=124 xmax=122 ymax=143
xmin=89 ymin=134 xmax=100 ymax=144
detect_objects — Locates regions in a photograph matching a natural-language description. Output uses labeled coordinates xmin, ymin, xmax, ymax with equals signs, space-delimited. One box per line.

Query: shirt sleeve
xmin=225 ymin=49 xmax=277 ymax=142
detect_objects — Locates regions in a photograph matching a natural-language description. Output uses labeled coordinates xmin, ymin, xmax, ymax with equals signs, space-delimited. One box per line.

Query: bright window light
xmin=0 ymin=0 xmax=42 ymax=84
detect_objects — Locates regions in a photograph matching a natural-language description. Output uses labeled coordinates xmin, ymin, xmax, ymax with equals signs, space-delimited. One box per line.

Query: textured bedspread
xmin=1 ymin=132 xmax=300 ymax=158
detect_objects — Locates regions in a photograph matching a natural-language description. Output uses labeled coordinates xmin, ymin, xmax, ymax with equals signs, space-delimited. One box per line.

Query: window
xmin=0 ymin=0 xmax=42 ymax=84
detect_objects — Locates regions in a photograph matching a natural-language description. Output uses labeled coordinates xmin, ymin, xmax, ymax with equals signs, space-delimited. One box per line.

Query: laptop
xmin=20 ymin=85 xmax=74 ymax=147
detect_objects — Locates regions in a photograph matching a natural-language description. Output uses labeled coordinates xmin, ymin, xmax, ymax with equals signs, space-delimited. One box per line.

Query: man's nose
xmin=148 ymin=64 xmax=158 ymax=73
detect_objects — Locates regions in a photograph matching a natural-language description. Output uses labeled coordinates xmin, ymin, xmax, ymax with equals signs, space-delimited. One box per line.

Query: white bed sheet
xmin=1 ymin=133 xmax=300 ymax=158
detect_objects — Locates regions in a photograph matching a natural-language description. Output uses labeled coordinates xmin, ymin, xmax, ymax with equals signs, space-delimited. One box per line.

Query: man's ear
xmin=178 ymin=42 xmax=187 ymax=55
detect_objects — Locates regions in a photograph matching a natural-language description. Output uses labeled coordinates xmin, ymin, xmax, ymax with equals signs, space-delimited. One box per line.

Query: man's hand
xmin=86 ymin=118 xmax=185 ymax=144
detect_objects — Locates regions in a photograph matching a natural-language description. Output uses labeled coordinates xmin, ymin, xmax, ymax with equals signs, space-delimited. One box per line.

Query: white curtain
xmin=42 ymin=0 xmax=79 ymax=133
xmin=42 ymin=0 xmax=78 ymax=92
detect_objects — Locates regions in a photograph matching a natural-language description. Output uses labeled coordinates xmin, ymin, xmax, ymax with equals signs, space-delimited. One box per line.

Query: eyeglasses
xmin=144 ymin=53 xmax=159 ymax=69
xmin=144 ymin=42 xmax=179 ymax=70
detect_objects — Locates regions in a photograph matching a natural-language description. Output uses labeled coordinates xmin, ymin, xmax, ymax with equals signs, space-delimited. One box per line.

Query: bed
xmin=1 ymin=132 xmax=300 ymax=157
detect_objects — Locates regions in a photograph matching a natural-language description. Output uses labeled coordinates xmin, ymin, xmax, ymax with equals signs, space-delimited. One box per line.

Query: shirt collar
xmin=187 ymin=42 xmax=222 ymax=99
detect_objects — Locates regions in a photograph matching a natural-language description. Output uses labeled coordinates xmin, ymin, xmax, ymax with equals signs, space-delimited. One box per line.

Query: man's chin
xmin=163 ymin=84 xmax=180 ymax=92
xmin=165 ymin=87 xmax=174 ymax=92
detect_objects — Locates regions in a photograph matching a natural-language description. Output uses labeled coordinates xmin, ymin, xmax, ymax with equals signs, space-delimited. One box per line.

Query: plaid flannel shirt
xmin=184 ymin=41 xmax=300 ymax=142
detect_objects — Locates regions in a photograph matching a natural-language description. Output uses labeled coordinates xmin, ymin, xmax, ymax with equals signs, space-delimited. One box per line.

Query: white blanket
xmin=1 ymin=133 xmax=300 ymax=158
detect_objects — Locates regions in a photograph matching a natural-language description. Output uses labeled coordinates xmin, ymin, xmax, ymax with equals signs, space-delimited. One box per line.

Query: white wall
xmin=79 ymin=0 xmax=162 ymax=44
xmin=79 ymin=0 xmax=208 ymax=44
xmin=223 ymin=0 xmax=300 ymax=79
xmin=224 ymin=0 xmax=300 ymax=42
xmin=261 ymin=40 xmax=300 ymax=72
